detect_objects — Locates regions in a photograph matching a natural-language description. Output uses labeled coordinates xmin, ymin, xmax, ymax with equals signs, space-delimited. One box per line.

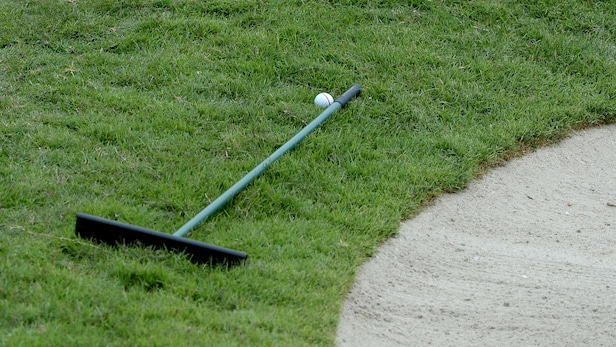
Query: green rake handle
xmin=174 ymin=84 xmax=361 ymax=237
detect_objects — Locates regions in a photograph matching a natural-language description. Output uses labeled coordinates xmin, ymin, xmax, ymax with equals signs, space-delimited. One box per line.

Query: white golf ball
xmin=314 ymin=92 xmax=334 ymax=108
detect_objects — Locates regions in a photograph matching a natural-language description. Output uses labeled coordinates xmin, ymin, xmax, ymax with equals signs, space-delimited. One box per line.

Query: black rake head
xmin=75 ymin=213 xmax=247 ymax=266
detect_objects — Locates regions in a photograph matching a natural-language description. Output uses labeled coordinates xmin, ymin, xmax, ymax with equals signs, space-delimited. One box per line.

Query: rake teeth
xmin=75 ymin=213 xmax=247 ymax=266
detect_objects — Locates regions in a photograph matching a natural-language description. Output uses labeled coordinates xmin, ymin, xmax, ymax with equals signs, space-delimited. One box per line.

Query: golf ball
xmin=314 ymin=92 xmax=334 ymax=108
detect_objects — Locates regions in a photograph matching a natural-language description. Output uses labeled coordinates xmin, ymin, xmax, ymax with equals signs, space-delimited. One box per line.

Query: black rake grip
xmin=335 ymin=84 xmax=362 ymax=107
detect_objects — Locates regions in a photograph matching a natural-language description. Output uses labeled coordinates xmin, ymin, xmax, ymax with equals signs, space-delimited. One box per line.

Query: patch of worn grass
xmin=1 ymin=0 xmax=614 ymax=345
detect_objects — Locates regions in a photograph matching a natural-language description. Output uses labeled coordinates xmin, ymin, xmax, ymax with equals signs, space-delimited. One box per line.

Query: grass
xmin=1 ymin=0 xmax=615 ymax=345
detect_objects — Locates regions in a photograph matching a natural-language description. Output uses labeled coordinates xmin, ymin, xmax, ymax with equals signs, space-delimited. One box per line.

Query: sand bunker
xmin=337 ymin=124 xmax=616 ymax=346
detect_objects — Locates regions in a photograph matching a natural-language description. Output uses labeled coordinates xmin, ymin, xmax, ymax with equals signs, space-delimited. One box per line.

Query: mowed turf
xmin=1 ymin=0 xmax=615 ymax=345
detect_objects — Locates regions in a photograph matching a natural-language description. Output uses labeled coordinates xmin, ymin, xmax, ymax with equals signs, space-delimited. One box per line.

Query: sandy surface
xmin=337 ymin=124 xmax=616 ymax=346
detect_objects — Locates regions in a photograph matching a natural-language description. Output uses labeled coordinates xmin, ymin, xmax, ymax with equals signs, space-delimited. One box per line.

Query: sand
xmin=337 ymin=124 xmax=616 ymax=346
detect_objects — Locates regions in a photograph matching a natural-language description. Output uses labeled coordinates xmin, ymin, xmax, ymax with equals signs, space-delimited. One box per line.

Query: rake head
xmin=75 ymin=213 xmax=247 ymax=266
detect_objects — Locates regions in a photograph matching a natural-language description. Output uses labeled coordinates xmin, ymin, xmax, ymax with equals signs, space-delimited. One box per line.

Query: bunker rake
xmin=76 ymin=84 xmax=362 ymax=266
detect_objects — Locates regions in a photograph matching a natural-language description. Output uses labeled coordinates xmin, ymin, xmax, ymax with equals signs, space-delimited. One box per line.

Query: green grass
xmin=1 ymin=0 xmax=614 ymax=345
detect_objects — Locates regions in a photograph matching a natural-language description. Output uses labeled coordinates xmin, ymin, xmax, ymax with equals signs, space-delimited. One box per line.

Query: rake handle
xmin=335 ymin=83 xmax=362 ymax=107
xmin=173 ymin=84 xmax=362 ymax=237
